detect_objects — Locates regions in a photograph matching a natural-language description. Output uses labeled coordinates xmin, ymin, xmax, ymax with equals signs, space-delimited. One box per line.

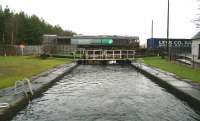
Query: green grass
xmin=142 ymin=57 xmax=200 ymax=83
xmin=0 ymin=56 xmax=72 ymax=89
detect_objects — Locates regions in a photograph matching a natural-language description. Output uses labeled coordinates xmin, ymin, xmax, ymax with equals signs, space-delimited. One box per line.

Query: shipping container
xmin=147 ymin=38 xmax=192 ymax=56
xmin=147 ymin=38 xmax=192 ymax=49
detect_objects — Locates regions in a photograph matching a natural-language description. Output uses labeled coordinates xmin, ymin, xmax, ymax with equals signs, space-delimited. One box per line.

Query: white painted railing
xmin=15 ymin=78 xmax=34 ymax=97
xmin=76 ymin=49 xmax=135 ymax=60
xmin=0 ymin=103 xmax=9 ymax=108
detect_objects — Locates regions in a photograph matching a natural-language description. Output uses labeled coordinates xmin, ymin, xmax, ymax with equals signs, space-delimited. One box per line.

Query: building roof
xmin=58 ymin=35 xmax=139 ymax=40
xmin=192 ymin=32 xmax=200 ymax=40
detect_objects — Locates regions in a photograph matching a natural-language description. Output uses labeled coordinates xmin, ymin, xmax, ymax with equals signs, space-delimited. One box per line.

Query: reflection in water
xmin=11 ymin=65 xmax=200 ymax=121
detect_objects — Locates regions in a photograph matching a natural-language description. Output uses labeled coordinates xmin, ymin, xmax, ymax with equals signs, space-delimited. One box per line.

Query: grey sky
xmin=0 ymin=0 xmax=199 ymax=44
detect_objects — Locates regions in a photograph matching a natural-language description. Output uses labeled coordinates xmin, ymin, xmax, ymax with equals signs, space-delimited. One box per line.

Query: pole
xmin=73 ymin=52 xmax=75 ymax=60
xmin=21 ymin=47 xmax=24 ymax=56
xmin=151 ymin=20 xmax=155 ymax=55
xmin=11 ymin=31 xmax=14 ymax=45
xmin=151 ymin=20 xmax=154 ymax=39
xmin=3 ymin=32 xmax=6 ymax=56
xmin=2 ymin=32 xmax=4 ymax=43
xmin=167 ymin=0 xmax=170 ymax=60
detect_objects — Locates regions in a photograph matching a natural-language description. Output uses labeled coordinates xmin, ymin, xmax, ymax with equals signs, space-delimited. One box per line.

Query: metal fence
xmin=0 ymin=45 xmax=78 ymax=56
xmin=0 ymin=45 xmax=42 ymax=56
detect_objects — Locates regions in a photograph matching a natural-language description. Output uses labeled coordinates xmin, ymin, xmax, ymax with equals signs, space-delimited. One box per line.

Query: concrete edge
xmin=32 ymin=64 xmax=78 ymax=98
xmin=130 ymin=63 xmax=200 ymax=112
xmin=0 ymin=63 xmax=78 ymax=121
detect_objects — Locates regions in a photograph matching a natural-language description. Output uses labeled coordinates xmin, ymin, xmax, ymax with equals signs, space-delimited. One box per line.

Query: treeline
xmin=0 ymin=5 xmax=76 ymax=45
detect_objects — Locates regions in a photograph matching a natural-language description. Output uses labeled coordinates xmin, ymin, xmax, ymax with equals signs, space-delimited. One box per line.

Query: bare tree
xmin=194 ymin=0 xmax=200 ymax=29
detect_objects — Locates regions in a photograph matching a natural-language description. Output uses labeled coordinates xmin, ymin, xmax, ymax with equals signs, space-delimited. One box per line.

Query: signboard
xmin=158 ymin=40 xmax=191 ymax=47
xmin=19 ymin=44 xmax=25 ymax=49
xmin=147 ymin=38 xmax=192 ymax=49
xmin=19 ymin=44 xmax=25 ymax=56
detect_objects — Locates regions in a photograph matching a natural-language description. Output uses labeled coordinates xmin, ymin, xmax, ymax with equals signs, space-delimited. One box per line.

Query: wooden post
xmin=86 ymin=50 xmax=88 ymax=59
xmin=99 ymin=51 xmax=102 ymax=59
xmin=73 ymin=51 xmax=75 ymax=60
xmin=79 ymin=50 xmax=81 ymax=58
xmin=11 ymin=32 xmax=14 ymax=45
xmin=3 ymin=32 xmax=6 ymax=56
xmin=93 ymin=50 xmax=95 ymax=60
xmin=105 ymin=50 xmax=107 ymax=59
xmin=113 ymin=50 xmax=114 ymax=60
xmin=21 ymin=48 xmax=24 ymax=56
xmin=99 ymin=50 xmax=101 ymax=59
xmin=192 ymin=55 xmax=195 ymax=69
xmin=102 ymin=50 xmax=103 ymax=59
xmin=133 ymin=50 xmax=135 ymax=60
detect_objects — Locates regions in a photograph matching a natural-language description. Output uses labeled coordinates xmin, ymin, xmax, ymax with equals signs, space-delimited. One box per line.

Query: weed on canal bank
xmin=142 ymin=57 xmax=200 ymax=83
xmin=0 ymin=56 xmax=72 ymax=89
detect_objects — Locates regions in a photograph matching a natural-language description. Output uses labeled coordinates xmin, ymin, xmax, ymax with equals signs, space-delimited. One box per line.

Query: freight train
xmin=43 ymin=35 xmax=140 ymax=50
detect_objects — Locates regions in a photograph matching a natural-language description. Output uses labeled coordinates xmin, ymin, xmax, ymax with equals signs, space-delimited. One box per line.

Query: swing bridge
xmin=75 ymin=49 xmax=135 ymax=64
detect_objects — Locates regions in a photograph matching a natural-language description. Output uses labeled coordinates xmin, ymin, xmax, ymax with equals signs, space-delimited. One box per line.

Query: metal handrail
xmin=0 ymin=103 xmax=9 ymax=108
xmin=0 ymin=78 xmax=33 ymax=109
xmin=14 ymin=78 xmax=34 ymax=97
xmin=15 ymin=80 xmax=28 ymax=97
xmin=23 ymin=78 xmax=34 ymax=96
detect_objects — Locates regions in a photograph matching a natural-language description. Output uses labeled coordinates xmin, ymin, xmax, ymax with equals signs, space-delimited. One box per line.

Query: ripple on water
xmin=11 ymin=65 xmax=200 ymax=121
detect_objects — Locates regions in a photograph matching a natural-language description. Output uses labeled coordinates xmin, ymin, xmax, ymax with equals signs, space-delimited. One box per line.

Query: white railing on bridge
xmin=76 ymin=49 xmax=135 ymax=60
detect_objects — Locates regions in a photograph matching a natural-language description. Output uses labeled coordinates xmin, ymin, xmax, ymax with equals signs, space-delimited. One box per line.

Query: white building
xmin=192 ymin=32 xmax=200 ymax=63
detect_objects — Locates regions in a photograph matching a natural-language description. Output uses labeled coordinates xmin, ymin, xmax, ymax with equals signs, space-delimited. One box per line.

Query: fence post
xmin=192 ymin=55 xmax=195 ymax=69
xmin=73 ymin=52 xmax=76 ymax=60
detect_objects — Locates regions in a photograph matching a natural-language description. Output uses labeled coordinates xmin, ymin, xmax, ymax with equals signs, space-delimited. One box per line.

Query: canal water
xmin=11 ymin=65 xmax=200 ymax=121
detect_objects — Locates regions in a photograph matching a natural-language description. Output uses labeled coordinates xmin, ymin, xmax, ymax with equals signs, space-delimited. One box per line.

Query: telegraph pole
xmin=167 ymin=0 xmax=170 ymax=60
xmin=151 ymin=20 xmax=154 ymax=39
xmin=151 ymin=20 xmax=154 ymax=51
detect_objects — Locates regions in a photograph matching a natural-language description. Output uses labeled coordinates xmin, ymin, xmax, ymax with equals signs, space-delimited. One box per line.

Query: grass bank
xmin=0 ymin=56 xmax=72 ymax=89
xmin=142 ymin=57 xmax=200 ymax=83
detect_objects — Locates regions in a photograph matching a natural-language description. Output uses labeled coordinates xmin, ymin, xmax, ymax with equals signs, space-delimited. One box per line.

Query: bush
xmin=40 ymin=53 xmax=50 ymax=59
